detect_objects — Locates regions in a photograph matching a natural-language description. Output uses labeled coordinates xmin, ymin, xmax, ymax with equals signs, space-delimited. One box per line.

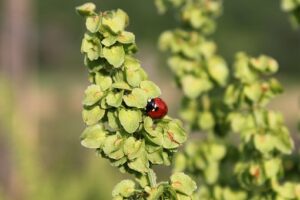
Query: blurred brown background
xmin=0 ymin=0 xmax=299 ymax=199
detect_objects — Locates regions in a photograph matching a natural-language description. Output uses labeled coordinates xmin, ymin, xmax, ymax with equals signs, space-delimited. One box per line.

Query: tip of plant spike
xmin=76 ymin=2 xmax=96 ymax=17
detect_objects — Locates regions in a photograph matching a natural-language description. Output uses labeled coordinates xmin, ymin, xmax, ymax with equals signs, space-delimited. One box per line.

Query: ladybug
xmin=146 ymin=98 xmax=168 ymax=119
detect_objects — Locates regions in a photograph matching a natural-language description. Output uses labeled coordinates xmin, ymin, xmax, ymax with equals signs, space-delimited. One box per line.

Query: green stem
xmin=147 ymin=168 xmax=157 ymax=188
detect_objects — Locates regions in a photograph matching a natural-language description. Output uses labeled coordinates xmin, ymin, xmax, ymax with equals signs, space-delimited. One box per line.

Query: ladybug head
xmin=146 ymin=99 xmax=157 ymax=113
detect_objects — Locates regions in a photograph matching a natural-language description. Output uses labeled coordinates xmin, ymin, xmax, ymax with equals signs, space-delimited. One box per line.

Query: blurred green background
xmin=0 ymin=0 xmax=299 ymax=199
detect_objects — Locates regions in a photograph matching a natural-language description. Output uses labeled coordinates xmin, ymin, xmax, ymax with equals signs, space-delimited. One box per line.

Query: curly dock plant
xmin=281 ymin=0 xmax=300 ymax=26
xmin=156 ymin=0 xmax=300 ymax=199
xmin=76 ymin=3 xmax=197 ymax=199
xmin=157 ymin=0 xmax=230 ymax=193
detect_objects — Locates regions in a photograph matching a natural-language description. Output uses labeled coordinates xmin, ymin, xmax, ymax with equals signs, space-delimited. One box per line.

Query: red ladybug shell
xmin=146 ymin=98 xmax=168 ymax=119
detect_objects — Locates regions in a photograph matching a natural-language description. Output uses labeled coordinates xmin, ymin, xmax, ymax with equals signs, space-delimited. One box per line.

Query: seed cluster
xmin=157 ymin=0 xmax=299 ymax=199
xmin=77 ymin=3 xmax=197 ymax=199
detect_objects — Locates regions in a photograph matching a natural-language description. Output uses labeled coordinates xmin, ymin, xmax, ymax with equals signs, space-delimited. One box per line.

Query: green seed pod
xmin=77 ymin=3 xmax=196 ymax=199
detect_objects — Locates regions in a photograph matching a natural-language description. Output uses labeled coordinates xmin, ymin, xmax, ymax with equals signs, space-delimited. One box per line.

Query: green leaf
xmin=267 ymin=111 xmax=283 ymax=130
xmin=127 ymin=153 xmax=149 ymax=173
xmin=117 ymin=31 xmax=135 ymax=44
xmin=111 ymin=157 xmax=127 ymax=167
xmin=100 ymin=96 xmax=108 ymax=109
xmin=101 ymin=35 xmax=117 ymax=47
xmin=170 ymin=172 xmax=197 ymax=196
xmin=144 ymin=131 xmax=163 ymax=146
xmin=198 ymin=111 xmax=215 ymax=130
xmin=81 ymin=124 xmax=106 ymax=148
xmin=274 ymin=182 xmax=297 ymax=199
xmin=82 ymin=106 xmax=105 ymax=125
xmin=250 ymin=55 xmax=278 ymax=74
xmin=82 ymin=84 xmax=103 ymax=106
xmin=112 ymin=180 xmax=136 ymax=198
xmin=103 ymin=45 xmax=125 ymax=68
xmin=210 ymin=143 xmax=226 ymax=161
xmin=147 ymin=149 xmax=164 ymax=165
xmin=95 ymin=72 xmax=112 ymax=91
xmin=112 ymin=81 xmax=132 ymax=90
xmin=224 ymin=84 xmax=240 ymax=107
xmin=244 ymin=83 xmax=262 ymax=103
xmin=143 ymin=117 xmax=163 ymax=145
xmin=113 ymin=70 xmax=126 ymax=82
xmin=185 ymin=7 xmax=205 ymax=29
xmin=176 ymin=193 xmax=192 ymax=200
xmin=234 ymin=52 xmax=257 ymax=83
xmin=204 ymin=162 xmax=219 ymax=184
xmin=125 ymin=68 xmax=147 ymax=87
xmin=144 ymin=117 xmax=155 ymax=136
xmin=86 ymin=15 xmax=101 ymax=33
xmin=124 ymin=56 xmax=147 ymax=87
xmin=103 ymin=134 xmax=125 ymax=160
xmin=84 ymin=56 xmax=105 ymax=71
xmin=181 ymin=75 xmax=212 ymax=99
xmin=207 ymin=56 xmax=228 ymax=86
xmin=102 ymin=9 xmax=129 ymax=34
xmin=87 ymin=49 xmax=101 ymax=61
xmin=76 ymin=3 xmax=96 ymax=17
xmin=200 ymin=41 xmax=217 ymax=58
xmin=123 ymin=137 xmax=143 ymax=160
xmin=273 ymin=127 xmax=294 ymax=154
xmin=155 ymin=0 xmax=168 ymax=14
xmin=119 ymin=109 xmax=142 ymax=133
xmin=167 ymin=56 xmax=195 ymax=76
xmin=123 ymin=88 xmax=148 ymax=108
xmin=81 ymin=34 xmax=102 ymax=61
xmin=163 ymin=121 xmax=186 ymax=149
xmin=135 ymin=174 xmax=150 ymax=188
xmin=112 ymin=196 xmax=122 ymax=200
xmin=145 ymin=143 xmax=161 ymax=154
xmin=106 ymin=91 xmax=123 ymax=107
xmin=228 ymin=112 xmax=246 ymax=132
xmin=162 ymin=151 xmax=171 ymax=166
xmin=281 ymin=0 xmax=298 ymax=11
xmin=81 ymin=37 xmax=93 ymax=53
xmin=140 ymin=81 xmax=161 ymax=99
xmin=269 ymin=78 xmax=283 ymax=94
xmin=254 ymin=134 xmax=274 ymax=154
xmin=107 ymin=111 xmax=120 ymax=130
xmin=159 ymin=31 xmax=177 ymax=52
xmin=124 ymin=56 xmax=141 ymax=70
xmin=263 ymin=158 xmax=281 ymax=178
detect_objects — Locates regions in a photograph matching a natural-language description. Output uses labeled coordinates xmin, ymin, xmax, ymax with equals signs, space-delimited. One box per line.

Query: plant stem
xmin=147 ymin=168 xmax=157 ymax=188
